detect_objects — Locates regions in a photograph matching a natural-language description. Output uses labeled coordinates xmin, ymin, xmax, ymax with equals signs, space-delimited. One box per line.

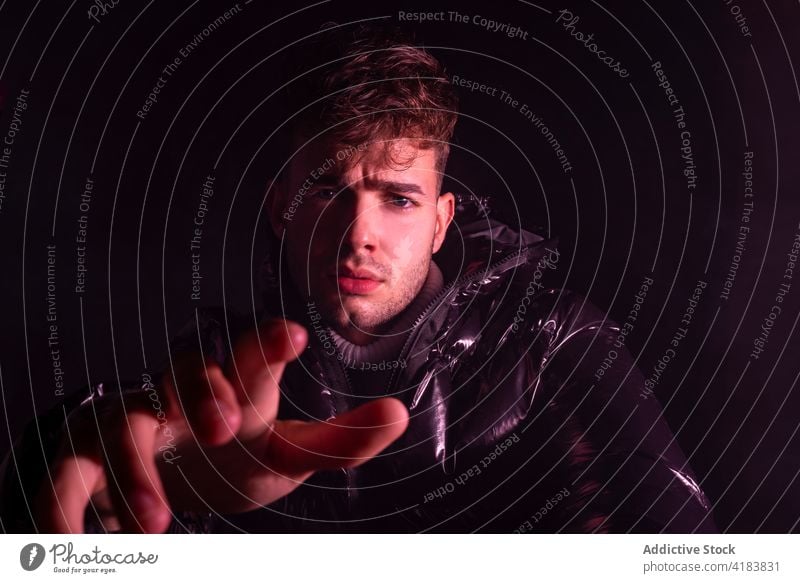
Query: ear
xmin=432 ymin=192 xmax=455 ymax=253
xmin=267 ymin=176 xmax=287 ymax=238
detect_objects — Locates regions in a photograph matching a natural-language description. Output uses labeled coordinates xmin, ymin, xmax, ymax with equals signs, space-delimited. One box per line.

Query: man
xmin=1 ymin=25 xmax=716 ymax=533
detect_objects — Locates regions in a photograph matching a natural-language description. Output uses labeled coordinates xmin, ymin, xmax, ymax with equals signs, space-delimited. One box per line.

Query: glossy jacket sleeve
xmin=529 ymin=296 xmax=717 ymax=533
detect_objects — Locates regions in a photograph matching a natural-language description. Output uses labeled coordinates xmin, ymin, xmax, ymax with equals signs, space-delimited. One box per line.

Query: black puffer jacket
xmin=0 ymin=195 xmax=716 ymax=533
xmin=191 ymin=194 xmax=716 ymax=533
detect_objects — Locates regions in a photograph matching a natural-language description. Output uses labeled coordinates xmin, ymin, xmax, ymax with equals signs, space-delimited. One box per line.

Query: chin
xmin=338 ymin=304 xmax=382 ymax=330
xmin=322 ymin=301 xmax=387 ymax=334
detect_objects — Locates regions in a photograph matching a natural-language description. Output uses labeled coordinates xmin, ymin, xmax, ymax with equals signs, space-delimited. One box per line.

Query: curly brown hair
xmin=285 ymin=24 xmax=459 ymax=177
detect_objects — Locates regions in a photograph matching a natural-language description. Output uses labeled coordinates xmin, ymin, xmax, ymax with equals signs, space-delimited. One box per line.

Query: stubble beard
xmin=318 ymin=252 xmax=432 ymax=339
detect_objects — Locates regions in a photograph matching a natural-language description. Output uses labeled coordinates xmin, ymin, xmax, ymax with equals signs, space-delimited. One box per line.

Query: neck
xmin=329 ymin=261 xmax=444 ymax=365
xmin=336 ymin=326 xmax=379 ymax=346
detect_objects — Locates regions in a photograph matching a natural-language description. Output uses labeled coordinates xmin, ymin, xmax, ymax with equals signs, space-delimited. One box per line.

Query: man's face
xmin=272 ymin=138 xmax=454 ymax=344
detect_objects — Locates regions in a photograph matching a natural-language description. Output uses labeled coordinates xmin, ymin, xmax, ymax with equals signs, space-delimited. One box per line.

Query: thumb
xmin=267 ymin=398 xmax=409 ymax=475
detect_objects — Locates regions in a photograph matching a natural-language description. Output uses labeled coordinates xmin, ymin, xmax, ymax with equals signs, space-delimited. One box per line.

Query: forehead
xmin=288 ymin=137 xmax=439 ymax=184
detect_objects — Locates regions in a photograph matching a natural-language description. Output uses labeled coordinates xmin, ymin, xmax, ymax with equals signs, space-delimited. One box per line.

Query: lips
xmin=331 ymin=265 xmax=383 ymax=295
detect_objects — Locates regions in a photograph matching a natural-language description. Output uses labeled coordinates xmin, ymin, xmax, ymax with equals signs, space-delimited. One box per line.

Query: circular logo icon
xmin=20 ymin=543 xmax=46 ymax=571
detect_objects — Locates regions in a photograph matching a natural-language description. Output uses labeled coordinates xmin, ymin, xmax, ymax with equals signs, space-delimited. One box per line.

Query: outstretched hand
xmin=36 ymin=319 xmax=409 ymax=533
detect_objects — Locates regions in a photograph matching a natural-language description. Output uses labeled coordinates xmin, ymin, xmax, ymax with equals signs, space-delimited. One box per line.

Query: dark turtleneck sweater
xmin=328 ymin=261 xmax=444 ymax=396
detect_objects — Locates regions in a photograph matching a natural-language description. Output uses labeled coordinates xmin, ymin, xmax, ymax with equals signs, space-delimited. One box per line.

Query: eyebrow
xmin=367 ymin=179 xmax=428 ymax=197
xmin=312 ymin=175 xmax=429 ymax=197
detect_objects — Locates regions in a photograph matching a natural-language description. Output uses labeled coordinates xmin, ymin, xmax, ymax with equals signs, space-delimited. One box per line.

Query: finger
xmin=102 ymin=409 xmax=172 ymax=533
xmin=164 ymin=354 xmax=241 ymax=446
xmin=36 ymin=453 xmax=104 ymax=533
xmin=225 ymin=319 xmax=307 ymax=439
xmin=268 ymin=397 xmax=409 ymax=475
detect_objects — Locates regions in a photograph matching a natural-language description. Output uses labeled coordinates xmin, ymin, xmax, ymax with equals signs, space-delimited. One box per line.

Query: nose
xmin=340 ymin=192 xmax=379 ymax=253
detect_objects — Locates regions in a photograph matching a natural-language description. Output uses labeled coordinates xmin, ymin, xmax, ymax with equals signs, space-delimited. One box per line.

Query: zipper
xmin=318 ymin=330 xmax=354 ymax=410
xmin=311 ymin=242 xmax=540 ymax=510
xmin=386 ymin=243 xmax=541 ymax=392
xmin=310 ymin=325 xmax=358 ymax=508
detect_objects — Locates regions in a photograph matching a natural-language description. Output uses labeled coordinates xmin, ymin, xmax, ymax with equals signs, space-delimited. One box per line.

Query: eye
xmin=312 ymin=188 xmax=337 ymax=200
xmin=389 ymin=194 xmax=414 ymax=208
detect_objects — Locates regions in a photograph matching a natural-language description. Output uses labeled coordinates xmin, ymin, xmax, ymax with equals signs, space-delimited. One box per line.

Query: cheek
xmin=387 ymin=233 xmax=416 ymax=264
xmin=288 ymin=212 xmax=329 ymax=256
xmin=285 ymin=227 xmax=309 ymax=267
xmin=386 ymin=229 xmax=431 ymax=273
xmin=285 ymin=224 xmax=323 ymax=285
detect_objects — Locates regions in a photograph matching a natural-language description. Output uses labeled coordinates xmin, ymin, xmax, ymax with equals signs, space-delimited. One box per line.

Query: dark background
xmin=1 ymin=0 xmax=798 ymax=532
